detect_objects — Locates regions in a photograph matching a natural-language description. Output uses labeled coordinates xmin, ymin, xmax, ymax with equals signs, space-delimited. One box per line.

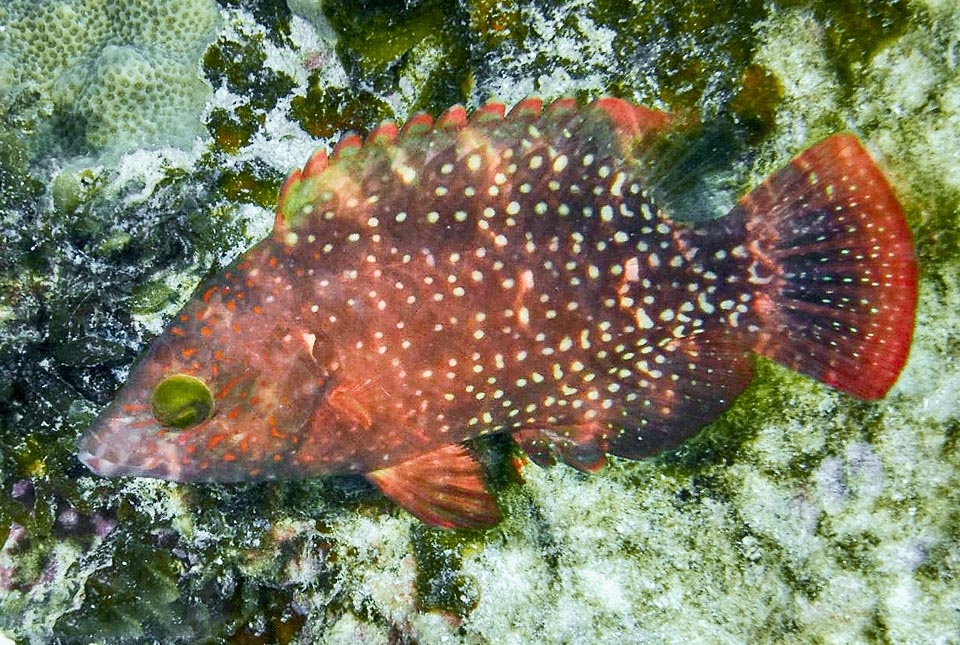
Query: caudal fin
xmin=743 ymin=134 xmax=917 ymax=399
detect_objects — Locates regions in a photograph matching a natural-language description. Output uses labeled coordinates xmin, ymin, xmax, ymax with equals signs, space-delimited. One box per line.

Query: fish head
xmin=78 ymin=250 xmax=343 ymax=482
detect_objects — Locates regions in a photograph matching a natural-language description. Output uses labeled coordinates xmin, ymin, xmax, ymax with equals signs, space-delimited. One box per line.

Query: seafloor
xmin=1 ymin=0 xmax=958 ymax=643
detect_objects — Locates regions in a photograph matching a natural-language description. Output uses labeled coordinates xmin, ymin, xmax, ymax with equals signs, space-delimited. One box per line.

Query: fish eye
xmin=150 ymin=374 xmax=215 ymax=429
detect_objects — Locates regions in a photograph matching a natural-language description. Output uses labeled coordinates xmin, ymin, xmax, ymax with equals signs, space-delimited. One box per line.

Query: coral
xmin=0 ymin=0 xmax=220 ymax=157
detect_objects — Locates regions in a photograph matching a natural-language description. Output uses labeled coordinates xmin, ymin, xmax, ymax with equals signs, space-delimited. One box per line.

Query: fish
xmin=77 ymin=97 xmax=918 ymax=528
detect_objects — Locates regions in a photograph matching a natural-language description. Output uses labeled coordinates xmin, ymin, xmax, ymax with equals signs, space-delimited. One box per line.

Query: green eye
xmin=151 ymin=374 xmax=214 ymax=429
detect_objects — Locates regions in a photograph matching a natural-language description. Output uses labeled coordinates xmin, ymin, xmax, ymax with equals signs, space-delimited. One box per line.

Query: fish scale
xmin=79 ymin=97 xmax=917 ymax=528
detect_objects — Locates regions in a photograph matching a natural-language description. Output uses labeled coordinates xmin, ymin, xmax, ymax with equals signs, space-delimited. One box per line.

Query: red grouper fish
xmin=78 ymin=98 xmax=918 ymax=528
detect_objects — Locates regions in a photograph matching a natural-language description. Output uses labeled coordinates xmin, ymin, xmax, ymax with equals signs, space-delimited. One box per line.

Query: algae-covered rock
xmin=2 ymin=0 xmax=960 ymax=643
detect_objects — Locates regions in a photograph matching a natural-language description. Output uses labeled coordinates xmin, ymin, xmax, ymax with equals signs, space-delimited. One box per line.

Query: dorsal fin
xmin=589 ymin=96 xmax=672 ymax=142
xmin=302 ymin=148 xmax=329 ymax=179
xmin=365 ymin=121 xmax=398 ymax=146
xmin=508 ymin=97 xmax=543 ymax=119
xmin=399 ymin=112 xmax=434 ymax=137
xmin=331 ymin=133 xmax=363 ymax=160
xmin=436 ymin=105 xmax=468 ymax=130
xmin=275 ymin=169 xmax=302 ymax=229
xmin=545 ymin=97 xmax=578 ymax=117
xmin=470 ymin=101 xmax=506 ymax=123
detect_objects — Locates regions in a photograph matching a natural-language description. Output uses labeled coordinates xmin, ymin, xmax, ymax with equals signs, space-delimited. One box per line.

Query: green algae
xmin=410 ymin=522 xmax=484 ymax=616
xmin=323 ymin=0 xmax=470 ymax=93
xmin=780 ymin=0 xmax=914 ymax=91
xmin=289 ymin=83 xmax=393 ymax=139
xmin=215 ymin=0 xmax=294 ymax=47
xmin=208 ymin=106 xmax=261 ymax=155
xmin=217 ymin=160 xmax=287 ymax=209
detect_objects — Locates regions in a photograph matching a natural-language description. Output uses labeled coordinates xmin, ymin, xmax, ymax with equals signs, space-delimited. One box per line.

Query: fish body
xmin=78 ymin=98 xmax=918 ymax=528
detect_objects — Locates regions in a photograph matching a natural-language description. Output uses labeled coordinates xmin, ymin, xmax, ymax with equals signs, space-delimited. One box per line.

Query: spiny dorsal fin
xmin=508 ymin=97 xmax=543 ymax=119
xmin=274 ymin=97 xmax=677 ymax=231
xmin=436 ymin=104 xmax=467 ymax=130
xmin=331 ymin=133 xmax=363 ymax=160
xmin=399 ymin=112 xmax=434 ymax=137
xmin=365 ymin=121 xmax=398 ymax=146
xmin=470 ymin=101 xmax=506 ymax=123
xmin=366 ymin=444 xmax=500 ymax=529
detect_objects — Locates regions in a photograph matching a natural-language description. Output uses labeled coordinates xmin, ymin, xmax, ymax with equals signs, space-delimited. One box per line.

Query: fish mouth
xmin=77 ymin=413 xmax=183 ymax=481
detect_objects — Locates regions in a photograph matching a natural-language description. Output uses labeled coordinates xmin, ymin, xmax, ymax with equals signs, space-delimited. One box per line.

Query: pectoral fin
xmin=366 ymin=444 xmax=500 ymax=529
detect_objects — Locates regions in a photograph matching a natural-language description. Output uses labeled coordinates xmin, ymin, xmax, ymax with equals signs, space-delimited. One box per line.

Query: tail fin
xmin=742 ymin=134 xmax=917 ymax=399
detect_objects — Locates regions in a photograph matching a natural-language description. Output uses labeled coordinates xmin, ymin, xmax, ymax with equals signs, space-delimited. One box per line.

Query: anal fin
xmin=366 ymin=444 xmax=500 ymax=529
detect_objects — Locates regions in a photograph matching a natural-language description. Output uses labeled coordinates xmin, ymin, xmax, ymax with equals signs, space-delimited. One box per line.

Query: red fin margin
xmin=545 ymin=97 xmax=578 ymax=117
xmin=399 ymin=112 xmax=434 ymax=137
xmin=509 ymin=97 xmax=543 ymax=119
xmin=437 ymin=105 xmax=467 ymax=130
xmin=470 ymin=102 xmax=506 ymax=123
xmin=742 ymin=134 xmax=918 ymax=399
xmin=366 ymin=121 xmax=398 ymax=146
xmin=303 ymin=148 xmax=329 ymax=178
xmin=331 ymin=133 xmax=363 ymax=160
xmin=366 ymin=444 xmax=500 ymax=529
xmin=590 ymin=97 xmax=673 ymax=148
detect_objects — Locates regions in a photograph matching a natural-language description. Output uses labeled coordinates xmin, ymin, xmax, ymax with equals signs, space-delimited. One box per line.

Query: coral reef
xmin=2 ymin=0 xmax=959 ymax=642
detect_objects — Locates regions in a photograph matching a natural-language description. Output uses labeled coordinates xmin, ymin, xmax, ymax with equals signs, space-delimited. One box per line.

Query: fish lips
xmin=77 ymin=411 xmax=184 ymax=481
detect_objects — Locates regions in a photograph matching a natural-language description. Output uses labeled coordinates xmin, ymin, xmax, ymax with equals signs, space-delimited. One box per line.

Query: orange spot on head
xmin=232 ymin=322 xmax=242 ymax=333
xmin=171 ymin=327 xmax=186 ymax=337
xmin=252 ymin=305 xmax=263 ymax=315
xmin=268 ymin=257 xmax=278 ymax=268
xmin=202 ymin=286 xmax=218 ymax=302
xmin=273 ymin=454 xmax=282 ymax=462
xmin=216 ymin=376 xmax=244 ymax=399
xmin=201 ymin=326 xmax=212 ymax=336
xmin=207 ymin=434 xmax=226 ymax=450
xmin=182 ymin=348 xmax=197 ymax=358
xmin=240 ymin=437 xmax=249 ymax=453
xmin=223 ymin=453 xmax=237 ymax=462
xmin=227 ymin=300 xmax=236 ymax=311
xmin=180 ymin=315 xmax=190 ymax=322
